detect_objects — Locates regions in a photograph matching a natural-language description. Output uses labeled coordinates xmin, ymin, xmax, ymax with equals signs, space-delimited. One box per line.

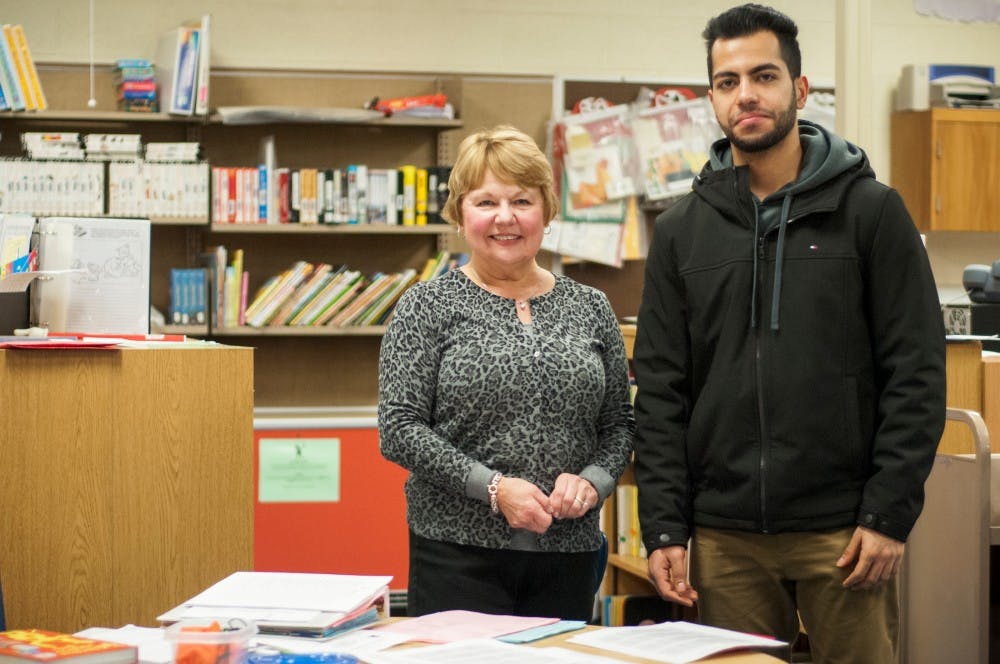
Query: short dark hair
xmin=702 ymin=4 xmax=801 ymax=81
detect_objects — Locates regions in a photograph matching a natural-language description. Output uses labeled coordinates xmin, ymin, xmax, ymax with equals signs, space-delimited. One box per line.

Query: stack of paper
xmin=157 ymin=572 xmax=391 ymax=638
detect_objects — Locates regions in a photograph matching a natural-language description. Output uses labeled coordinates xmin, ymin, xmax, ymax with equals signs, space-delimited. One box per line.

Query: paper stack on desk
xmin=157 ymin=571 xmax=391 ymax=638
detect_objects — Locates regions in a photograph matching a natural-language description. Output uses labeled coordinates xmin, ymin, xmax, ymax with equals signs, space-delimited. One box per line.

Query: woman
xmin=378 ymin=125 xmax=633 ymax=620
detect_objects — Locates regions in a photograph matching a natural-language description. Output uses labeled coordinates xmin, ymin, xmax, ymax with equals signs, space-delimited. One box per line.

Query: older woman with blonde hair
xmin=379 ymin=125 xmax=633 ymax=620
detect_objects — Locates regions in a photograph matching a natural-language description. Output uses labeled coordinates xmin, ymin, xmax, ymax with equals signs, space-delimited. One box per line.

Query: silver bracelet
xmin=487 ymin=471 xmax=503 ymax=514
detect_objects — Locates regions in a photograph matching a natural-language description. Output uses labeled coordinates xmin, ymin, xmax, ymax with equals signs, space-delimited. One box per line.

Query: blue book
xmin=258 ymin=165 xmax=268 ymax=223
xmin=116 ymin=58 xmax=152 ymax=68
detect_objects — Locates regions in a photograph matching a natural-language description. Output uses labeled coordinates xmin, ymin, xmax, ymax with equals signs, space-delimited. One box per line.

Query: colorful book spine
xmin=11 ymin=25 xmax=46 ymax=110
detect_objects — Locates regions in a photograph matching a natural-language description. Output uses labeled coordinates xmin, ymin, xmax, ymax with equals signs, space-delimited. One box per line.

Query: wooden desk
xmin=942 ymin=339 xmax=1000 ymax=454
xmin=0 ymin=346 xmax=254 ymax=633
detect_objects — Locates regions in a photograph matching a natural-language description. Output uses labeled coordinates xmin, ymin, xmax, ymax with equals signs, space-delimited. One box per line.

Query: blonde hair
xmin=442 ymin=125 xmax=559 ymax=228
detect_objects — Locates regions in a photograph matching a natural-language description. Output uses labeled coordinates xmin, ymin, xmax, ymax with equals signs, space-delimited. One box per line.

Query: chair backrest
xmin=900 ymin=407 xmax=990 ymax=664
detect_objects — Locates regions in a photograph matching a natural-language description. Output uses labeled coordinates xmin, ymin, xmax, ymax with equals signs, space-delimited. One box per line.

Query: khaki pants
xmin=690 ymin=527 xmax=898 ymax=664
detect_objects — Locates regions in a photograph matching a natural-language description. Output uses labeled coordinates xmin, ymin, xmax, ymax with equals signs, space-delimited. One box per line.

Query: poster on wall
xmin=914 ymin=0 xmax=1000 ymax=22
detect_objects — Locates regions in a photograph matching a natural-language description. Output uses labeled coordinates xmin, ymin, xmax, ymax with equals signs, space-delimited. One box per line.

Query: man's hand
xmin=647 ymin=545 xmax=699 ymax=606
xmin=837 ymin=526 xmax=904 ymax=590
xmin=496 ymin=476 xmax=553 ymax=534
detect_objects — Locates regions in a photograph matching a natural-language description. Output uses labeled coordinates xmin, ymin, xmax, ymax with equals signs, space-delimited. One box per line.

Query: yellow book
xmin=400 ymin=165 xmax=416 ymax=225
xmin=415 ymin=168 xmax=428 ymax=225
xmin=3 ymin=25 xmax=34 ymax=110
xmin=11 ymin=25 xmax=45 ymax=111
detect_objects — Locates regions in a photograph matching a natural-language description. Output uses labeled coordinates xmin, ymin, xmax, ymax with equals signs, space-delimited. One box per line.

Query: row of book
xmin=211 ymin=164 xmax=451 ymax=226
xmin=186 ymin=248 xmax=464 ymax=330
xmin=0 ymin=158 xmax=209 ymax=220
xmin=21 ymin=132 xmax=201 ymax=162
xmin=0 ymin=24 xmax=46 ymax=112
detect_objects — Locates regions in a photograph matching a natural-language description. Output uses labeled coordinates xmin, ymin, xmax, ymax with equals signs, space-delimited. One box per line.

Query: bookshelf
xmin=2 ymin=64 xmax=553 ymax=408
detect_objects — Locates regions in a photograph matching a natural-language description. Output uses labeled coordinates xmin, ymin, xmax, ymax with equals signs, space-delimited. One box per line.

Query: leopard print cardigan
xmin=378 ymin=269 xmax=634 ymax=552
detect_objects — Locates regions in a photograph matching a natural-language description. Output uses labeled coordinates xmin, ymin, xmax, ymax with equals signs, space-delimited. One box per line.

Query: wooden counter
xmin=0 ymin=345 xmax=254 ymax=632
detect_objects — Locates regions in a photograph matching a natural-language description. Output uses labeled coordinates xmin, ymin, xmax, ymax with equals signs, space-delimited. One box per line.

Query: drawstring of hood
xmin=749 ymin=193 xmax=792 ymax=331
xmin=770 ymin=194 xmax=792 ymax=331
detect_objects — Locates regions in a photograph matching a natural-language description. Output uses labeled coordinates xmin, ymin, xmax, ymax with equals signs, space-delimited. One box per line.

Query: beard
xmin=724 ymin=94 xmax=798 ymax=154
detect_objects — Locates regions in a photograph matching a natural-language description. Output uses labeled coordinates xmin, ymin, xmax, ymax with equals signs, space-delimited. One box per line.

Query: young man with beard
xmin=632 ymin=4 xmax=946 ymax=662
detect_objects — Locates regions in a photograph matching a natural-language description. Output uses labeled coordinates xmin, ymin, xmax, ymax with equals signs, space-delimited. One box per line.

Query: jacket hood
xmin=695 ymin=120 xmax=875 ymax=331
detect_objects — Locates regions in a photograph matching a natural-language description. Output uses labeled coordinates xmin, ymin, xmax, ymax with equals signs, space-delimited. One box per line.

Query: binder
xmin=156 ymin=25 xmax=200 ymax=115
xmin=157 ymin=571 xmax=392 ymax=638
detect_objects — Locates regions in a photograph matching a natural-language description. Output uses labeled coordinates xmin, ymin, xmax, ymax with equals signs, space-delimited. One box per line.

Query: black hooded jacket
xmin=633 ymin=120 xmax=946 ymax=551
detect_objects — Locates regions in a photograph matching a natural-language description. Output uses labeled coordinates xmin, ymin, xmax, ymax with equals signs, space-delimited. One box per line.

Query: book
xmin=415 ymin=167 xmax=428 ymax=225
xmin=427 ymin=166 xmax=452 ymax=224
xmin=0 ymin=28 xmax=23 ymax=111
xmin=290 ymin=269 xmax=358 ymax=326
xmin=268 ymin=263 xmax=334 ymax=326
xmin=246 ymin=261 xmax=314 ymax=327
xmin=2 ymin=25 xmax=33 ymax=110
xmin=192 ymin=14 xmax=211 ymax=116
xmin=156 ymin=25 xmax=200 ymax=115
xmin=10 ymin=25 xmax=45 ymax=111
xmin=0 ymin=630 xmax=137 ymax=664
xmin=311 ymin=273 xmax=367 ymax=326
xmin=400 ymin=165 xmax=417 ymax=225
xmin=357 ymin=268 xmax=418 ymax=326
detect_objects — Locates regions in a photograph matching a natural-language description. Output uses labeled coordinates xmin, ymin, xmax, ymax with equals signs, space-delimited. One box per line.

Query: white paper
xmin=178 ymin=571 xmax=392 ymax=614
xmin=75 ymin=625 xmax=173 ymax=664
xmin=557 ymin=221 xmax=624 ymax=267
xmin=255 ymin=630 xmax=409 ymax=656
xmin=364 ymin=638 xmax=625 ymax=664
xmin=33 ymin=217 xmax=150 ymax=333
xmin=568 ymin=621 xmax=787 ymax=664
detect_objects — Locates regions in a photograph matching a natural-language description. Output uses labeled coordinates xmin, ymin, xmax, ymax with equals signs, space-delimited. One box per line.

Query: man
xmin=632 ymin=4 xmax=946 ymax=663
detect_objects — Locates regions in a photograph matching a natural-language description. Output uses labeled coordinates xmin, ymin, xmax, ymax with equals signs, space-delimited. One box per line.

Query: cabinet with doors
xmin=890 ymin=108 xmax=1000 ymax=232
xmin=4 ymin=64 xmax=553 ymax=407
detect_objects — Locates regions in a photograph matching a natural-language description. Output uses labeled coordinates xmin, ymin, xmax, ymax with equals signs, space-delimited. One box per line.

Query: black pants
xmin=407 ymin=531 xmax=601 ymax=621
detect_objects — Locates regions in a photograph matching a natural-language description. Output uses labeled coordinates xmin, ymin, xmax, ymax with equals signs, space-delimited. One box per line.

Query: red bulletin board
xmin=253 ymin=423 xmax=410 ymax=590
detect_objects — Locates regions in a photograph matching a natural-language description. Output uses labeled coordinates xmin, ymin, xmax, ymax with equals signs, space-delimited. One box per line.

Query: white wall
xmin=4 ymin=0 xmax=998 ymax=178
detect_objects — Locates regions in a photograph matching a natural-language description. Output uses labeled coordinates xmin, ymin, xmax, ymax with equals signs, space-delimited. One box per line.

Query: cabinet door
xmin=936 ymin=121 xmax=1000 ymax=232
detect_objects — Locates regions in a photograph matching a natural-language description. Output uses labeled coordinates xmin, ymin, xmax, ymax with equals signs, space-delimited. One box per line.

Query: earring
xmin=455 ymin=226 xmax=463 ymax=236
xmin=544 ymin=225 xmax=552 ymax=235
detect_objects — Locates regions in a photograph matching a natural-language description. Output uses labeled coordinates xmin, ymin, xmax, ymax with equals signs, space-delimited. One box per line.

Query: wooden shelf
xmin=212 ymin=326 xmax=387 ymax=337
xmin=158 ymin=323 xmax=209 ymax=336
xmin=209 ymin=223 xmax=451 ymax=235
xmin=151 ymin=216 xmax=209 ymax=226
xmin=0 ymin=110 xmax=209 ymax=123
xmin=0 ymin=109 xmax=463 ymax=129
xmin=608 ymin=552 xmax=649 ymax=579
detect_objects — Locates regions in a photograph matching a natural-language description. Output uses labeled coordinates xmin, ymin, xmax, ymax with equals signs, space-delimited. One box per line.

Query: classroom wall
xmin=3 ymin=0 xmax=999 ymax=284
